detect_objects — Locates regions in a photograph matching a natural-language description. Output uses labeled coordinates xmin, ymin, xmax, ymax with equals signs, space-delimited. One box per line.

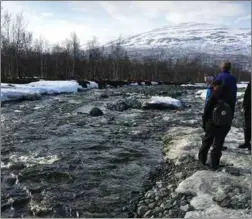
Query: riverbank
xmin=133 ymin=88 xmax=251 ymax=218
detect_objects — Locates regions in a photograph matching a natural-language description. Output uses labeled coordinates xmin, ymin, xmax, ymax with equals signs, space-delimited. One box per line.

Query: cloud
xmin=1 ymin=1 xmax=97 ymax=45
xmin=234 ymin=14 xmax=251 ymax=24
xmin=41 ymin=12 xmax=53 ymax=17
xmin=99 ymin=1 xmax=248 ymax=24
xmin=1 ymin=1 xmax=250 ymax=45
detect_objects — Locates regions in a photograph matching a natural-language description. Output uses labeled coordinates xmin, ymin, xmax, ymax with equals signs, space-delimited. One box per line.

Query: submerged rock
xmin=100 ymin=94 xmax=109 ymax=98
xmin=89 ymin=107 xmax=104 ymax=117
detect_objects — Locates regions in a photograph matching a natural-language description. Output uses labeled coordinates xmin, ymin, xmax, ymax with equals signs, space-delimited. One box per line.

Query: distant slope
xmin=106 ymin=22 xmax=251 ymax=68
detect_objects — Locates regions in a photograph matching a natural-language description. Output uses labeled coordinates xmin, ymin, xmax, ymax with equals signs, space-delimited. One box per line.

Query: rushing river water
xmin=1 ymin=86 xmax=188 ymax=218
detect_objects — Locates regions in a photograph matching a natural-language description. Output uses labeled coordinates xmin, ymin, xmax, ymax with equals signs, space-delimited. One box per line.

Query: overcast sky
xmin=2 ymin=1 xmax=251 ymax=46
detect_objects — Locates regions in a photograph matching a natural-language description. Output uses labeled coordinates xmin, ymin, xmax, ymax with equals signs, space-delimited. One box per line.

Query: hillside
xmin=106 ymin=22 xmax=251 ymax=68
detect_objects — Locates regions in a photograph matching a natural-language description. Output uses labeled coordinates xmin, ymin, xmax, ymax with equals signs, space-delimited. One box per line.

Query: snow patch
xmin=130 ymin=83 xmax=139 ymax=86
xmin=176 ymin=171 xmax=251 ymax=218
xmin=237 ymin=83 xmax=249 ymax=89
xmin=1 ymin=80 xmax=85 ymax=102
xmin=164 ymin=124 xmax=251 ymax=218
xmin=151 ymin=81 xmax=158 ymax=85
xmin=147 ymin=96 xmax=183 ymax=109
xmin=196 ymin=89 xmax=245 ymax=102
xmin=195 ymin=89 xmax=207 ymax=100
xmin=87 ymin=81 xmax=99 ymax=89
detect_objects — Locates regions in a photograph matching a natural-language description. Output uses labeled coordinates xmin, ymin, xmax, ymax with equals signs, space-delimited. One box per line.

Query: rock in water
xmin=100 ymin=94 xmax=109 ymax=98
xmin=89 ymin=107 xmax=104 ymax=117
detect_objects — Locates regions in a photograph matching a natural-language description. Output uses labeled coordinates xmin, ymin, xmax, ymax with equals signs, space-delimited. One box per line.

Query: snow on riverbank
xmin=182 ymin=83 xmax=249 ymax=89
xmin=0 ymin=80 xmax=94 ymax=102
xmin=163 ymin=124 xmax=251 ymax=218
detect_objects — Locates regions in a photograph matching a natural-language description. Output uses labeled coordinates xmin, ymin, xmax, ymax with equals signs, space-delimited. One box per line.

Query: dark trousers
xmin=244 ymin=110 xmax=251 ymax=144
xmin=198 ymin=121 xmax=231 ymax=170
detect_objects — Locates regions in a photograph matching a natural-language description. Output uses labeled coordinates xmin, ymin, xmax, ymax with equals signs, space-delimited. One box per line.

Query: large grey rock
xmin=89 ymin=107 xmax=104 ymax=117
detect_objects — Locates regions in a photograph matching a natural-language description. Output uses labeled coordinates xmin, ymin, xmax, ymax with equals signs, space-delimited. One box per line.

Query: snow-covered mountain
xmin=107 ymin=22 xmax=251 ymax=67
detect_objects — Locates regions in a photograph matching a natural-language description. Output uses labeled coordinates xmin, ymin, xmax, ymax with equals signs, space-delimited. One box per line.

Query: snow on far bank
xmin=181 ymin=83 xmax=206 ymax=87
xmin=195 ymin=88 xmax=245 ymax=102
xmin=147 ymin=96 xmax=183 ymax=109
xmin=86 ymin=81 xmax=99 ymax=89
xmin=0 ymin=80 xmax=89 ymax=102
xmin=237 ymin=83 xmax=249 ymax=89
xmin=182 ymin=83 xmax=249 ymax=89
xmin=130 ymin=82 xmax=139 ymax=86
xmin=163 ymin=124 xmax=251 ymax=218
xmin=151 ymin=81 xmax=158 ymax=85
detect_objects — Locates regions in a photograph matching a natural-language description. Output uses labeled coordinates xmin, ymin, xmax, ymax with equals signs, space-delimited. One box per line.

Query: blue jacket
xmin=214 ymin=71 xmax=237 ymax=103
xmin=205 ymin=87 xmax=211 ymax=103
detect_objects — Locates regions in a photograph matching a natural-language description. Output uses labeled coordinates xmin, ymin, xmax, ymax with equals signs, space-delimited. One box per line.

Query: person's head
xmin=220 ymin=61 xmax=231 ymax=72
xmin=204 ymin=74 xmax=214 ymax=85
xmin=211 ymin=80 xmax=223 ymax=91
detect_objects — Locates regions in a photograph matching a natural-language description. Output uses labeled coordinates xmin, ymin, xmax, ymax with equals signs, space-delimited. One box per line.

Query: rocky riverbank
xmin=132 ymin=87 xmax=251 ymax=218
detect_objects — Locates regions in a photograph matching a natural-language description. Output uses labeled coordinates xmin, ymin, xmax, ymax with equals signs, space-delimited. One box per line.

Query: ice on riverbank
xmin=163 ymin=124 xmax=251 ymax=218
xmin=0 ymin=80 xmax=94 ymax=102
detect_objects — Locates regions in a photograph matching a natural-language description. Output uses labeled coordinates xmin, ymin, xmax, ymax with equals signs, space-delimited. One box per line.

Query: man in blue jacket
xmin=203 ymin=62 xmax=237 ymax=152
xmin=214 ymin=61 xmax=237 ymax=107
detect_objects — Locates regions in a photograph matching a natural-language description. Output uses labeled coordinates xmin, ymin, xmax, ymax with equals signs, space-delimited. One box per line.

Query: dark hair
xmin=211 ymin=80 xmax=223 ymax=87
xmin=221 ymin=61 xmax=231 ymax=71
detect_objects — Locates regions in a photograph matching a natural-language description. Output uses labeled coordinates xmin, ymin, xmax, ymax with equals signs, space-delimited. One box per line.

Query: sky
xmin=1 ymin=1 xmax=251 ymax=47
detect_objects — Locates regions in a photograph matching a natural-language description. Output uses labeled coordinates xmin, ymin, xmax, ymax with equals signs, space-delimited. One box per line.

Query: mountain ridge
xmin=106 ymin=22 xmax=251 ymax=59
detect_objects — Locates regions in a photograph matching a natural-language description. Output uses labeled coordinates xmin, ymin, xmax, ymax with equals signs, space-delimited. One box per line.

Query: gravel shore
xmin=132 ymin=87 xmax=251 ymax=218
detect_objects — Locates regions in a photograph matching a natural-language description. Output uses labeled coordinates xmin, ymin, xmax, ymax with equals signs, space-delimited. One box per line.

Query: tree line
xmin=1 ymin=9 xmax=251 ymax=84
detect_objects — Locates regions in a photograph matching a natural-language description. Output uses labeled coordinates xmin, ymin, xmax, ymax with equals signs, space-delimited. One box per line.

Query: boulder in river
xmin=89 ymin=107 xmax=104 ymax=117
xmin=142 ymin=96 xmax=183 ymax=110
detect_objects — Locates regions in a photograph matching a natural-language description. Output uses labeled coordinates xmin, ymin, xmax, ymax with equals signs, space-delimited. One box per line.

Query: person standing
xmin=198 ymin=80 xmax=235 ymax=170
xmin=238 ymin=81 xmax=251 ymax=151
xmin=214 ymin=61 xmax=237 ymax=109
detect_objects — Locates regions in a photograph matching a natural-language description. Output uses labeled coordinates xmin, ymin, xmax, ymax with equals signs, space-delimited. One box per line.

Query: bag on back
xmin=212 ymin=100 xmax=233 ymax=126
